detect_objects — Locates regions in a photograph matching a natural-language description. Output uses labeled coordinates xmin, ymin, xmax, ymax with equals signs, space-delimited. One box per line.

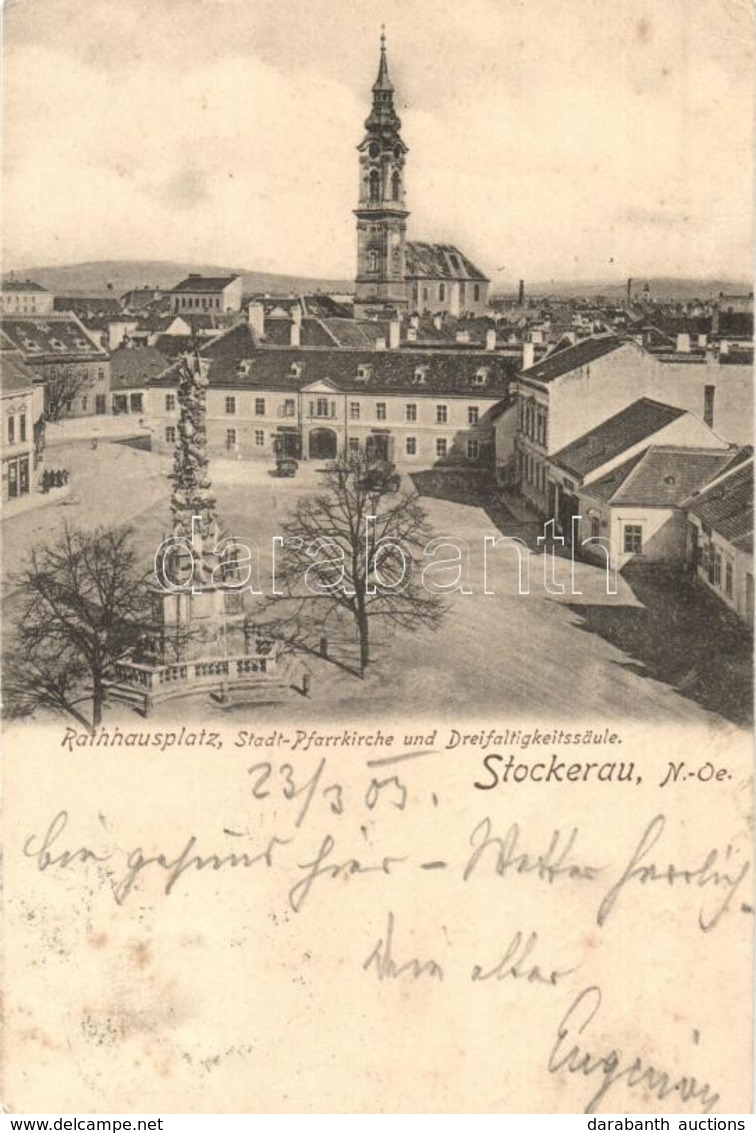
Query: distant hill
xmin=504 ymin=277 xmax=752 ymax=301
xmin=3 ymin=260 xmax=353 ymax=298
xmin=4 ymin=261 xmax=751 ymax=304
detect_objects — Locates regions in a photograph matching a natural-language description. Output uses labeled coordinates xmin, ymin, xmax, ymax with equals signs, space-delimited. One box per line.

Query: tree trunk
xmin=356 ymin=606 xmax=370 ymax=677
xmin=92 ymin=678 xmax=104 ymax=728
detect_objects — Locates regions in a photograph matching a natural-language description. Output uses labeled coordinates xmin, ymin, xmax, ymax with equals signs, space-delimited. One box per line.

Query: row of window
xmin=162 ymin=427 xmax=481 ymax=460
xmin=519 ymin=397 xmax=548 ymax=447
xmin=175 ymin=296 xmax=224 ymax=310
xmin=167 ymin=393 xmax=485 ymax=425
xmin=411 ymin=282 xmax=482 ymax=304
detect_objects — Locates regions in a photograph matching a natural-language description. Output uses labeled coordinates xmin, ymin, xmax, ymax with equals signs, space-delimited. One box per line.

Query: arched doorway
xmin=309 ymin=428 xmax=337 ymax=460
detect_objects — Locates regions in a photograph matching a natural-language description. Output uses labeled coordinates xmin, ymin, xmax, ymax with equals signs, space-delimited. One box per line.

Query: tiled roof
xmin=520 ymin=334 xmax=622 ymax=384
xmin=152 ymin=333 xmax=196 ymax=358
xmin=110 ymin=345 xmax=170 ymax=391
xmin=552 ymin=398 xmax=687 ymax=479
xmin=579 ymin=452 xmax=644 ymax=503
xmin=404 ymin=242 xmax=488 ymax=283
xmin=592 ymin=446 xmax=734 ymax=508
xmin=1 ymin=278 xmax=48 ymax=293
xmin=53 ymin=296 xmax=123 ymax=319
xmin=0 ymin=314 xmax=108 ymax=360
xmin=0 ymin=350 xmax=39 ymax=394
xmin=649 ymin=315 xmax=712 ymax=338
xmin=171 ymin=275 xmax=240 ymax=294
xmin=686 ymin=458 xmax=753 ymax=546
xmin=147 ymin=321 xmax=516 ymax=398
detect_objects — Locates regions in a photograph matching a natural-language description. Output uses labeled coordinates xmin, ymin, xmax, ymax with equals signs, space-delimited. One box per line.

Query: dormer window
xmin=236 ymin=360 xmax=251 ymax=377
xmin=414 ymin=366 xmax=429 ymax=385
xmin=290 ymin=362 xmax=303 ymax=378
xmin=50 ymin=338 xmax=65 ymax=351
xmin=474 ymin=368 xmax=489 ymax=386
xmin=356 ymin=364 xmax=372 ymax=382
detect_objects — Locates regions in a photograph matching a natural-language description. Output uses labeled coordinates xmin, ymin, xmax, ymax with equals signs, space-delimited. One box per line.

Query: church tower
xmin=354 ymin=31 xmax=409 ymax=317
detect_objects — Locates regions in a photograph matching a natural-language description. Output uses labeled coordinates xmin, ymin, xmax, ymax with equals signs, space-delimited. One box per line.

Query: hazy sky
xmin=2 ymin=0 xmax=753 ymax=284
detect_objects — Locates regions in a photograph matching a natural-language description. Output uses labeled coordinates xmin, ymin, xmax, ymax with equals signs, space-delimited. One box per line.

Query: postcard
xmin=1 ymin=0 xmax=753 ymax=1116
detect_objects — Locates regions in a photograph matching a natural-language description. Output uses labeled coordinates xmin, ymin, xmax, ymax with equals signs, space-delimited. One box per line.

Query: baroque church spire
xmin=365 ymin=28 xmax=402 ymax=135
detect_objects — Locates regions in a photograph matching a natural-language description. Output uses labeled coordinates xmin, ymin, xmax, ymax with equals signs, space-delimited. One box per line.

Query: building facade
xmin=1 ymin=278 xmax=54 ymax=316
xmin=1 ymin=352 xmax=42 ymax=509
xmin=169 ymin=274 xmax=243 ymax=315
xmin=0 ymin=313 xmax=111 ymax=417
xmin=146 ymin=318 xmax=514 ymax=467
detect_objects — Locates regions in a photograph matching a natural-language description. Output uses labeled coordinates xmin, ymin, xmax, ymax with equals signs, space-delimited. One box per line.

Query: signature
xmin=549 ymin=986 xmax=720 ymax=1114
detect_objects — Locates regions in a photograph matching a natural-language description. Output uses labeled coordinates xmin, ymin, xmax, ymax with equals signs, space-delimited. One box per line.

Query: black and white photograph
xmin=1 ymin=0 xmax=753 ymax=1117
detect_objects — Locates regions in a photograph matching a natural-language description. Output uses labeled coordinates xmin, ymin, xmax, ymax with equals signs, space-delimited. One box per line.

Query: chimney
xmin=627 ymin=278 xmax=632 ymax=303
xmin=676 ymin=332 xmax=690 ymax=354
xmin=410 ymin=313 xmax=419 ymax=330
xmin=522 ymin=341 xmax=535 ymax=370
xmin=698 ymin=333 xmax=708 ymax=349
xmin=432 ymin=313 xmax=443 ymax=332
xmin=518 ymin=279 xmax=525 ymax=306
xmin=388 ymin=320 xmax=400 ymax=349
xmin=375 ymin=337 xmax=386 ymax=351
xmin=720 ymin=339 xmax=730 ymax=356
xmin=407 ymin=326 xmax=417 ymax=342
xmin=247 ymin=301 xmax=265 ymax=339
xmin=455 ymin=330 xmax=470 ymax=344
xmin=485 ymin=328 xmax=496 ymax=352
xmin=290 ymin=321 xmax=300 ymax=347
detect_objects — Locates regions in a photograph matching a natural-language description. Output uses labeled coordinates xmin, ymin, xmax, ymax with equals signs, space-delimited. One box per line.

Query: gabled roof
xmin=520 ymin=334 xmax=622 ymax=384
xmin=686 ymin=456 xmax=753 ymax=547
xmin=405 ymin=242 xmax=488 ymax=283
xmin=170 ymin=274 xmax=240 ymax=294
xmin=552 ymin=398 xmax=687 ymax=479
xmin=2 ymin=278 xmax=48 ymax=293
xmin=0 ymin=313 xmax=108 ymax=360
xmin=53 ymin=296 xmax=123 ymax=319
xmin=586 ymin=446 xmax=735 ymax=508
xmin=0 ymin=350 xmax=39 ymax=395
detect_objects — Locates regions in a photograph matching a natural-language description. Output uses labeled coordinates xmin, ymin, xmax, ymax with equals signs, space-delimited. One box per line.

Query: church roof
xmin=404 ymin=243 xmax=488 ymax=283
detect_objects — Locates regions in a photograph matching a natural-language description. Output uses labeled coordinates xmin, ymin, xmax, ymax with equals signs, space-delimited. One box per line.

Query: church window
xmin=391 ymin=171 xmax=401 ymax=201
xmin=369 ymin=169 xmax=380 ymax=202
xmin=474 ymin=284 xmax=481 ymax=302
xmin=439 ymin=284 xmax=445 ymax=302
xmin=367 ymin=249 xmax=379 ymax=272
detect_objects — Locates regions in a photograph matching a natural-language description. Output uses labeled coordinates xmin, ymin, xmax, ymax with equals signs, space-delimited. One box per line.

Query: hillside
xmin=3 ymin=260 xmax=353 ymax=298
xmin=3 ymin=260 xmax=750 ymax=303
xmin=509 ymin=277 xmax=752 ymax=301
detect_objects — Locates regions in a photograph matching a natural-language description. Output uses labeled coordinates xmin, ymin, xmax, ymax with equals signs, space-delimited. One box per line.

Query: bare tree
xmin=3 ymin=523 xmax=151 ymax=730
xmin=43 ymin=366 xmax=94 ymax=422
xmin=260 ymin=451 xmax=445 ymax=676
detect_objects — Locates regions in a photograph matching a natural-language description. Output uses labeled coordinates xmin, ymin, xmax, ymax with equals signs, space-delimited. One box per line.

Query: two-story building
xmin=168 ymin=274 xmax=243 ymax=316
xmin=0 ymin=313 xmax=111 ymax=418
xmin=146 ymin=316 xmax=515 ymax=467
xmin=514 ymin=333 xmax=753 ymax=517
xmin=1 ymin=351 xmax=43 ymax=510
xmin=1 ymin=278 xmax=54 ymax=315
